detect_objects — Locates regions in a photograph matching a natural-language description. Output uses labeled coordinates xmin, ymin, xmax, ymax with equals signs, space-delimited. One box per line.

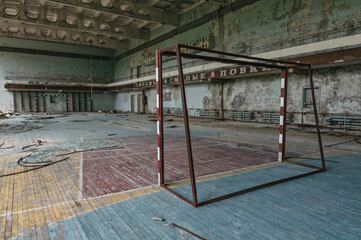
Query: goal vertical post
xmin=279 ymin=69 xmax=288 ymax=161
xmin=156 ymin=49 xmax=164 ymax=185
xmin=175 ymin=45 xmax=198 ymax=206
xmin=308 ymin=66 xmax=326 ymax=170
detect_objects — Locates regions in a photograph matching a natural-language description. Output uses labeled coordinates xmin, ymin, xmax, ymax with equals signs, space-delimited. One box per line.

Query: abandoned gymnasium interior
xmin=0 ymin=0 xmax=360 ymax=239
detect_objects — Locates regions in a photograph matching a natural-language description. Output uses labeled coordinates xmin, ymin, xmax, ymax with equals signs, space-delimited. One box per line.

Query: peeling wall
xmin=113 ymin=0 xmax=361 ymax=121
xmin=1 ymin=0 xmax=360 ymax=118
xmin=114 ymin=90 xmax=145 ymax=113
xmin=223 ymin=75 xmax=281 ymax=112
xmin=162 ymin=83 xmax=218 ymax=110
xmin=115 ymin=0 xmax=361 ymax=80
xmin=223 ymin=0 xmax=361 ymax=55
xmin=113 ymin=20 xmax=214 ymax=81
xmin=139 ymin=64 xmax=361 ymax=120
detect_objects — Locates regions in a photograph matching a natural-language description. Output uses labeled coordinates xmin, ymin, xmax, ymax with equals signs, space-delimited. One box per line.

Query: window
xmin=130 ymin=67 xmax=136 ymax=78
xmin=303 ymin=87 xmax=320 ymax=108
xmin=163 ymin=92 xmax=172 ymax=101
xmin=50 ymin=96 xmax=57 ymax=103
xmin=130 ymin=65 xmax=142 ymax=78
xmin=136 ymin=65 xmax=142 ymax=78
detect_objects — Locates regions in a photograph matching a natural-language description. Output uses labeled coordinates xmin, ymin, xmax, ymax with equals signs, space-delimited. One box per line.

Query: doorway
xmin=131 ymin=95 xmax=135 ymax=113
xmin=137 ymin=94 xmax=143 ymax=113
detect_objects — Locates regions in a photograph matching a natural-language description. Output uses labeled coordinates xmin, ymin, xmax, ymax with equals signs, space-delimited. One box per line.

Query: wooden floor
xmin=82 ymin=134 xmax=312 ymax=198
xmin=0 ymin=113 xmax=360 ymax=239
xmin=0 ymin=133 xmax=310 ymax=239
xmin=4 ymin=154 xmax=360 ymax=240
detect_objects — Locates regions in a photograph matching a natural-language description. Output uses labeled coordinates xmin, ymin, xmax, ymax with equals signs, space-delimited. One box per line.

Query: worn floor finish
xmin=82 ymin=134 xmax=312 ymax=198
xmin=0 ymin=113 xmax=360 ymax=239
xmin=11 ymin=154 xmax=361 ymax=240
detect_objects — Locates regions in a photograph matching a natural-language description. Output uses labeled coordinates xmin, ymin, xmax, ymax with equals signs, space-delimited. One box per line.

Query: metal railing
xmin=155 ymin=107 xmax=361 ymax=129
xmin=262 ymin=112 xmax=294 ymax=124
xmin=327 ymin=115 xmax=361 ymax=129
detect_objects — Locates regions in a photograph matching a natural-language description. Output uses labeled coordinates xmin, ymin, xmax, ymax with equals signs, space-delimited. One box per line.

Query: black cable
xmin=18 ymin=155 xmax=52 ymax=167
xmin=0 ymin=144 xmax=123 ymax=177
xmin=21 ymin=144 xmax=38 ymax=150
xmin=325 ymin=129 xmax=361 ymax=147
xmin=55 ymin=145 xmax=124 ymax=157
xmin=0 ymin=145 xmax=14 ymax=149
xmin=0 ymin=157 xmax=69 ymax=178
xmin=325 ymin=139 xmax=356 ymax=147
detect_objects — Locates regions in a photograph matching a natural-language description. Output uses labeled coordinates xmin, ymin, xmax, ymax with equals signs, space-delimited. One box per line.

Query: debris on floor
xmin=68 ymin=119 xmax=92 ymax=122
xmin=170 ymin=223 xmax=206 ymax=240
xmin=0 ymin=144 xmax=14 ymax=150
xmin=0 ymin=142 xmax=14 ymax=150
xmin=25 ymin=114 xmax=65 ymax=120
xmin=3 ymin=137 xmax=125 ymax=172
xmin=0 ymin=111 xmax=16 ymax=118
xmin=0 ymin=122 xmax=45 ymax=133
xmin=110 ymin=122 xmax=124 ymax=125
xmin=22 ymin=144 xmax=39 ymax=150
xmin=152 ymin=217 xmax=165 ymax=221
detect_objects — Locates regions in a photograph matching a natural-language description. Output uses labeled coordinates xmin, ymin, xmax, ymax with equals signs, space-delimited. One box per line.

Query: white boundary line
xmin=1 ymin=185 xmax=157 ymax=218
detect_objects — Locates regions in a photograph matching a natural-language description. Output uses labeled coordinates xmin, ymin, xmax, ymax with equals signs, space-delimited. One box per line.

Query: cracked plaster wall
xmin=115 ymin=0 xmax=361 ymax=122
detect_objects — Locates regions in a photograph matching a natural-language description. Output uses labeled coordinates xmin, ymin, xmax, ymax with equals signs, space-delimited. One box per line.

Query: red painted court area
xmin=82 ymin=135 xmax=311 ymax=198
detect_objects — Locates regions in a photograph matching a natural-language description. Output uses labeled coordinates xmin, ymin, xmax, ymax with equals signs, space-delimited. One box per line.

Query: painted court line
xmin=0 ymin=186 xmax=158 ymax=218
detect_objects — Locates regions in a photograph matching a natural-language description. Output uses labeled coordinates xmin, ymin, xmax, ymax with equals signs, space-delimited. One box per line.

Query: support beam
xmin=48 ymin=0 xmax=179 ymax=25
xmin=0 ymin=2 xmax=149 ymax=40
xmin=0 ymin=21 xmax=129 ymax=49
xmin=116 ymin=0 xmax=260 ymax=60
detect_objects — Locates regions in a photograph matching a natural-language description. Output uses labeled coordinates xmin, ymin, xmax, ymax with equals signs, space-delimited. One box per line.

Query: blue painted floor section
xmin=18 ymin=154 xmax=361 ymax=239
xmin=170 ymin=161 xmax=317 ymax=203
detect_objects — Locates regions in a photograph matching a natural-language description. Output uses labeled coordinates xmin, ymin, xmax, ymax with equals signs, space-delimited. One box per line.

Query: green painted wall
xmin=114 ymin=0 xmax=361 ymax=81
xmin=223 ymin=0 xmax=361 ymax=54
xmin=0 ymin=37 xmax=113 ymax=56
xmin=114 ymin=21 xmax=214 ymax=81
xmin=1 ymin=0 xmax=361 ymax=115
xmin=113 ymin=0 xmax=361 ymax=119
xmin=0 ymin=37 xmax=114 ymax=112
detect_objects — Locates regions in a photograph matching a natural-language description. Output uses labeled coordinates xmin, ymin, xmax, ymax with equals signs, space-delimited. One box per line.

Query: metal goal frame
xmin=155 ymin=44 xmax=326 ymax=207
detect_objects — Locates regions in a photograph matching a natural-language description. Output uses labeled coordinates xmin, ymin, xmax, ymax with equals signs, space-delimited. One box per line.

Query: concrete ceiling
xmin=0 ymin=0 xmax=211 ymax=49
